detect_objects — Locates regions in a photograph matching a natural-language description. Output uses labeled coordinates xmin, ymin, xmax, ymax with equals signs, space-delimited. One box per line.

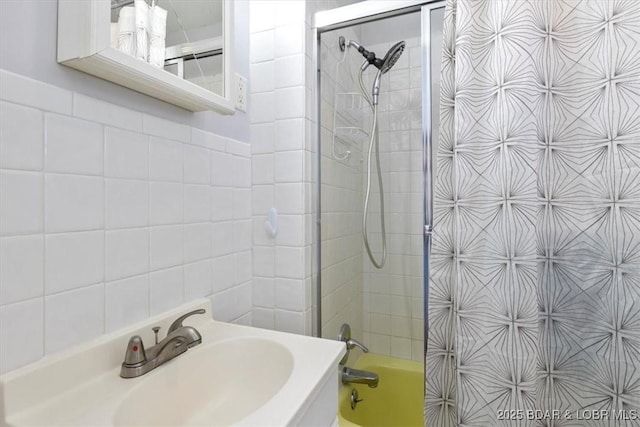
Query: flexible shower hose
xmin=359 ymin=70 xmax=387 ymax=269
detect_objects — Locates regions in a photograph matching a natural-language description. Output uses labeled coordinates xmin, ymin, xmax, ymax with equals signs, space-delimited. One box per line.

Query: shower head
xmin=372 ymin=41 xmax=405 ymax=105
xmin=379 ymin=41 xmax=406 ymax=74
xmin=339 ymin=36 xmax=406 ymax=106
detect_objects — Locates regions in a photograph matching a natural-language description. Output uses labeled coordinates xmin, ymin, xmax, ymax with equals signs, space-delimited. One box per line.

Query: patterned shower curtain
xmin=426 ymin=0 xmax=640 ymax=425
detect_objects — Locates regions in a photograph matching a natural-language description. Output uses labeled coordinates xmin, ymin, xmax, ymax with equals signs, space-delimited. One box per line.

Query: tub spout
xmin=341 ymin=366 xmax=379 ymax=388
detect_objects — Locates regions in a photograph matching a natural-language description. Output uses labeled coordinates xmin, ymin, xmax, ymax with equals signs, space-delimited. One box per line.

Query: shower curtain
xmin=426 ymin=0 xmax=640 ymax=425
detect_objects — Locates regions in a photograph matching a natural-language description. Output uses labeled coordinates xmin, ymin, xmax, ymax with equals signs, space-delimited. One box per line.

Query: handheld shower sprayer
xmin=338 ymin=36 xmax=406 ymax=269
xmin=372 ymin=41 xmax=406 ymax=104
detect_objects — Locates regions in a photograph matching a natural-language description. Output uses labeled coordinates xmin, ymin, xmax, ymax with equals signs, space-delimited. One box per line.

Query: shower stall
xmin=313 ymin=1 xmax=445 ymax=424
xmin=314 ymin=1 xmax=444 ymax=353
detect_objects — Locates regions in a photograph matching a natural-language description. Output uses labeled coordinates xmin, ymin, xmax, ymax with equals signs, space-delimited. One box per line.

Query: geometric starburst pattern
xmin=426 ymin=1 xmax=640 ymax=426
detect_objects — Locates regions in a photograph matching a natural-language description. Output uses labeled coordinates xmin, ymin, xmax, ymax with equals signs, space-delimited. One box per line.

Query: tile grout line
xmin=41 ymin=104 xmax=47 ymax=358
xmin=146 ymin=133 xmax=151 ymax=318
xmin=102 ymin=124 xmax=107 ymax=334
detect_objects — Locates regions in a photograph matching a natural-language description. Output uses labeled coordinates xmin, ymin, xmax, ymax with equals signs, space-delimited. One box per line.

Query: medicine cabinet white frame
xmin=57 ymin=0 xmax=234 ymax=113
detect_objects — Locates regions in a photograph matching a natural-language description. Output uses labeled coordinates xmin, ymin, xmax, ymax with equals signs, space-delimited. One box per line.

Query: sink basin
xmin=114 ymin=338 xmax=294 ymax=426
xmin=0 ymin=299 xmax=345 ymax=426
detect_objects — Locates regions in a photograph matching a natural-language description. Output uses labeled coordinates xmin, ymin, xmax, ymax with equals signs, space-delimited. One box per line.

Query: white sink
xmin=114 ymin=338 xmax=294 ymax=426
xmin=0 ymin=299 xmax=345 ymax=426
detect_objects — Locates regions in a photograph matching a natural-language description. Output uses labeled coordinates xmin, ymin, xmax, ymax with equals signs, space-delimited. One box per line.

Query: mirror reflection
xmin=110 ymin=0 xmax=225 ymax=96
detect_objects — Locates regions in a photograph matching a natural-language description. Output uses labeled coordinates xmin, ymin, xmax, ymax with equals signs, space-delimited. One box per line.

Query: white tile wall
xmin=0 ymin=69 xmax=252 ymax=374
xmin=275 ymin=277 xmax=304 ymax=311
xmin=184 ymin=260 xmax=212 ymax=300
xmin=45 ymin=174 xmax=104 ymax=232
xmin=275 ymin=55 xmax=305 ymax=89
xmin=275 ymin=87 xmax=306 ymax=120
xmin=0 ymin=298 xmax=44 ymax=373
xmin=105 ymin=274 xmax=149 ymax=332
xmin=104 ymin=127 xmax=149 ymax=179
xmin=184 ymin=184 xmax=211 ymax=223
xmin=250 ymin=61 xmax=275 ymax=94
xmin=0 ymin=69 xmax=72 ymax=115
xmin=275 ymin=183 xmax=304 ymax=214
xmin=235 ymin=192 xmax=253 ymax=225
xmin=212 ymin=222 xmax=234 ymax=257
xmin=275 ymin=151 xmax=304 ymax=183
xmin=211 ymin=187 xmax=233 ymax=221
xmin=249 ymin=30 xmax=275 ymax=64
xmin=149 ymin=266 xmax=184 ymax=315
xmin=211 ymin=254 xmax=235 ymax=293
xmin=149 ymin=225 xmax=183 ymax=270
xmin=211 ymin=151 xmax=235 ymax=187
xmin=149 ymin=137 xmax=183 ymax=182
xmin=183 ymin=146 xmax=211 ymax=184
xmin=252 ymin=306 xmax=275 ymax=329
xmin=105 ymin=179 xmax=149 ymax=229
xmin=149 ymin=182 xmax=183 ymax=225
xmin=274 ymin=23 xmax=305 ymax=57
xmin=249 ymin=0 xmax=315 ymax=336
xmin=250 ymin=123 xmax=275 ymax=154
xmin=0 ymin=101 xmax=43 ymax=170
xmin=249 ymin=92 xmax=276 ymax=125
xmin=44 ymin=283 xmax=104 ymax=354
xmin=184 ymin=223 xmax=212 ymax=263
xmin=0 ymin=235 xmax=44 ymax=305
xmin=105 ymin=228 xmax=149 ymax=281
xmin=73 ymin=93 xmax=143 ymax=132
xmin=142 ymin=114 xmax=190 ymax=143
xmin=45 ymin=231 xmax=104 ymax=294
xmin=45 ymin=114 xmax=103 ymax=175
xmin=0 ymin=170 xmax=43 ymax=235
xmin=275 ymin=118 xmax=305 ymax=151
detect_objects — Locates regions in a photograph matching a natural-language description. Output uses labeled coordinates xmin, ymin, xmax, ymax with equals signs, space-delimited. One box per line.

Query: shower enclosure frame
xmin=312 ymin=0 xmax=445 ymax=357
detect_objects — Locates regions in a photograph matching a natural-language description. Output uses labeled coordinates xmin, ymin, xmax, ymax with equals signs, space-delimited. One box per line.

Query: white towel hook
xmin=265 ymin=208 xmax=278 ymax=238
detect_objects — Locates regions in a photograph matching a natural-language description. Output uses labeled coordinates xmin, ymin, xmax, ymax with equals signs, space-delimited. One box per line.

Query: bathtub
xmin=338 ymin=353 xmax=424 ymax=427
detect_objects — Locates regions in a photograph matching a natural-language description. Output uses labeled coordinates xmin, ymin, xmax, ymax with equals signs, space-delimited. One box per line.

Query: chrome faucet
xmin=120 ymin=309 xmax=205 ymax=378
xmin=338 ymin=323 xmax=379 ymax=388
xmin=342 ymin=366 xmax=379 ymax=388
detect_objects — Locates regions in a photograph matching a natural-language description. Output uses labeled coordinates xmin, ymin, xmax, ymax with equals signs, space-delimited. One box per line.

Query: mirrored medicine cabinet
xmin=57 ymin=0 xmax=234 ymax=113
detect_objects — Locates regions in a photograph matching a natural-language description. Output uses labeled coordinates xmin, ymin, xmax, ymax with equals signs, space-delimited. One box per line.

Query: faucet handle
xmin=123 ymin=335 xmax=146 ymax=366
xmin=338 ymin=323 xmax=368 ymax=351
xmin=346 ymin=338 xmax=369 ymax=353
xmin=338 ymin=323 xmax=369 ymax=365
xmin=168 ymin=309 xmax=206 ymax=334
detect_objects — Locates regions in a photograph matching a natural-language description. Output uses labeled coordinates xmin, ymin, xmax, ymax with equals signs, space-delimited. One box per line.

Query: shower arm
xmin=348 ymin=40 xmax=385 ymax=70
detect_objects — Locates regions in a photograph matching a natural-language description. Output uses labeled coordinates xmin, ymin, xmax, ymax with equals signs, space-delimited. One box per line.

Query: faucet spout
xmin=341 ymin=366 xmax=379 ymax=388
xmin=168 ymin=309 xmax=206 ymax=334
xmin=167 ymin=325 xmax=202 ymax=348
